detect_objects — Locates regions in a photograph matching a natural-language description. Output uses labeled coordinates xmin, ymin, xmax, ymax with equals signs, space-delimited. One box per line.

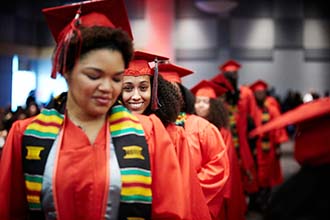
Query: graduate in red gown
xmin=191 ymin=80 xmax=247 ymax=220
xmin=211 ymin=60 xmax=259 ymax=197
xmin=158 ymin=63 xmax=230 ymax=220
xmin=121 ymin=51 xmax=211 ymax=220
xmin=250 ymin=97 xmax=330 ymax=220
xmin=0 ymin=1 xmax=186 ymax=219
xmin=249 ymin=80 xmax=289 ymax=212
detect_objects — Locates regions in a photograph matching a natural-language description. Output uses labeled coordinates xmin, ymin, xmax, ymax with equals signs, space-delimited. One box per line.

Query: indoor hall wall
xmin=172 ymin=0 xmax=330 ymax=99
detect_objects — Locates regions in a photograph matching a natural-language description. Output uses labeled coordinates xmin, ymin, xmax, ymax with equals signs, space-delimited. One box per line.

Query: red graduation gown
xmin=0 ymin=114 xmax=186 ymax=219
xmin=227 ymin=86 xmax=259 ymax=193
xmin=166 ymin=123 xmax=212 ymax=220
xmin=219 ymin=127 xmax=247 ymax=220
xmin=254 ymin=103 xmax=288 ymax=187
xmin=184 ymin=114 xmax=230 ymax=220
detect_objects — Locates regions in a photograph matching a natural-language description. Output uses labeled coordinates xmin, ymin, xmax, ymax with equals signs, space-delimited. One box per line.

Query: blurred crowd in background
xmin=1 ymin=87 xmax=328 ymax=153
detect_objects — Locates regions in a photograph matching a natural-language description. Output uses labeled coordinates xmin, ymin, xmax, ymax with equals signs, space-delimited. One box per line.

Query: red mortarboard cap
xmin=124 ymin=51 xmax=169 ymax=76
xmin=249 ymin=80 xmax=269 ymax=92
xmin=124 ymin=51 xmax=169 ymax=77
xmin=158 ymin=63 xmax=193 ymax=83
xmin=191 ymin=80 xmax=227 ymax=99
xmin=43 ymin=0 xmax=133 ymax=43
xmin=210 ymin=73 xmax=234 ymax=92
xmin=124 ymin=51 xmax=169 ymax=110
xmin=219 ymin=60 xmax=241 ymax=72
xmin=250 ymin=98 xmax=330 ymax=166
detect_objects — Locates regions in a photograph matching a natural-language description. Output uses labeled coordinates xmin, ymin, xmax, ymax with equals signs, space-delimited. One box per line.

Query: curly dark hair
xmin=54 ymin=26 xmax=133 ymax=74
xmin=205 ymin=98 xmax=229 ymax=129
xmin=179 ymin=84 xmax=196 ymax=114
xmin=143 ymin=75 xmax=181 ymax=127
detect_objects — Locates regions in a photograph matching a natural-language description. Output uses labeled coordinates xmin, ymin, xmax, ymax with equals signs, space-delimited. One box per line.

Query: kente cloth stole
xmin=175 ymin=112 xmax=187 ymax=127
xmin=22 ymin=102 xmax=152 ymax=220
xmin=261 ymin=107 xmax=271 ymax=152
xmin=228 ymin=104 xmax=240 ymax=157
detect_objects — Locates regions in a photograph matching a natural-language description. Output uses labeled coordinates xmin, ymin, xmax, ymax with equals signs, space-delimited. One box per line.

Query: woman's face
xmin=194 ymin=96 xmax=210 ymax=118
xmin=122 ymin=75 xmax=151 ymax=114
xmin=64 ymin=49 xmax=125 ymax=119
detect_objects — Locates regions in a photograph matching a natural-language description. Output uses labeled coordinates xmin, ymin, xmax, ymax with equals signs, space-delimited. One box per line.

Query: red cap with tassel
xmin=124 ymin=50 xmax=169 ymax=110
xmin=157 ymin=63 xmax=193 ymax=84
xmin=42 ymin=0 xmax=133 ymax=78
xmin=191 ymin=80 xmax=227 ymax=99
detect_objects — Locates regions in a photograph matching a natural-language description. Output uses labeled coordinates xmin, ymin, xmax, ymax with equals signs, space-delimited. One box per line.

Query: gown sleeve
xmin=166 ymin=124 xmax=212 ymax=220
xmin=0 ymin=118 xmax=33 ymax=220
xmin=136 ymin=114 xmax=186 ymax=220
xmin=190 ymin=116 xmax=229 ymax=219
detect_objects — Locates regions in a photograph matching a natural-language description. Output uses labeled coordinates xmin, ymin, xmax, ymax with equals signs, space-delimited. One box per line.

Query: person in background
xmin=248 ymin=79 xmax=289 ymax=213
xmin=158 ymin=62 xmax=230 ymax=220
xmin=281 ymin=90 xmax=304 ymax=138
xmin=25 ymin=101 xmax=41 ymax=118
xmin=211 ymin=60 xmax=259 ymax=206
xmin=250 ymin=97 xmax=330 ymax=220
xmin=191 ymin=79 xmax=247 ymax=220
xmin=0 ymin=1 xmax=186 ymax=219
xmin=121 ymin=51 xmax=211 ymax=220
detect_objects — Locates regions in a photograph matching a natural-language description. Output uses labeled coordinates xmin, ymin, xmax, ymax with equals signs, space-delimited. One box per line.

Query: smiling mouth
xmin=128 ymin=102 xmax=144 ymax=110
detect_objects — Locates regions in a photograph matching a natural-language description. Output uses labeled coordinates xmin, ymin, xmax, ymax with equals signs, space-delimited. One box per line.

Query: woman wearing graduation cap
xmin=249 ymin=81 xmax=288 ymax=185
xmin=121 ymin=51 xmax=212 ymax=220
xmin=0 ymin=1 xmax=186 ymax=219
xmin=211 ymin=60 xmax=259 ymax=198
xmin=191 ymin=80 xmax=247 ymax=220
xmin=248 ymin=79 xmax=289 ymax=212
xmin=250 ymin=97 xmax=330 ymax=220
xmin=158 ymin=63 xmax=230 ymax=220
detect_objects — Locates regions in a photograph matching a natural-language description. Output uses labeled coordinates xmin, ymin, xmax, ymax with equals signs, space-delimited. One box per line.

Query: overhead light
xmin=195 ymin=0 xmax=238 ymax=14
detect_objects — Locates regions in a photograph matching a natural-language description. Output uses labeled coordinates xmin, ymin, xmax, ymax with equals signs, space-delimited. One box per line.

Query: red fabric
xmin=166 ymin=124 xmax=211 ymax=220
xmin=219 ymin=60 xmax=241 ymax=72
xmin=210 ymin=73 xmax=234 ymax=92
xmin=249 ymin=80 xmax=268 ymax=92
xmin=294 ymin=115 xmax=330 ymax=166
xmin=250 ymin=97 xmax=330 ymax=167
xmin=229 ymin=86 xmax=258 ymax=193
xmin=219 ymin=128 xmax=247 ymax=220
xmin=250 ymin=98 xmax=330 ymax=138
xmin=0 ymin=118 xmax=32 ymax=219
xmin=191 ymin=80 xmax=227 ymax=98
xmin=136 ymin=114 xmax=187 ymax=219
xmin=124 ymin=60 xmax=153 ymax=76
xmin=254 ymin=105 xmax=288 ymax=187
xmin=56 ymin=117 xmax=108 ymax=219
xmin=124 ymin=51 xmax=169 ymax=77
xmin=265 ymin=96 xmax=281 ymax=113
xmin=42 ymin=0 xmax=133 ymax=42
xmin=196 ymin=87 xmax=217 ymax=99
xmin=184 ymin=114 xmax=230 ymax=220
xmin=158 ymin=63 xmax=193 ymax=84
xmin=0 ymin=114 xmax=187 ymax=219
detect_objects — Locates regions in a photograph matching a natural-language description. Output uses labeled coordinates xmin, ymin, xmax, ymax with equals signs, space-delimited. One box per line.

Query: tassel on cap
xmin=151 ymin=58 xmax=159 ymax=110
xmin=51 ymin=5 xmax=82 ymax=79
xmin=42 ymin=0 xmax=133 ymax=78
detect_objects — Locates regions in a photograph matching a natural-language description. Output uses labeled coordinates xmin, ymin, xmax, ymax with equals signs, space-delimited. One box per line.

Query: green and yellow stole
xmin=22 ymin=94 xmax=152 ymax=220
xmin=261 ymin=107 xmax=271 ymax=152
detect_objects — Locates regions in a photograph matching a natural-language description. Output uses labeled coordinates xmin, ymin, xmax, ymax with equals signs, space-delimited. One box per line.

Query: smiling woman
xmin=122 ymin=74 xmax=152 ymax=114
xmin=0 ymin=1 xmax=186 ymax=220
